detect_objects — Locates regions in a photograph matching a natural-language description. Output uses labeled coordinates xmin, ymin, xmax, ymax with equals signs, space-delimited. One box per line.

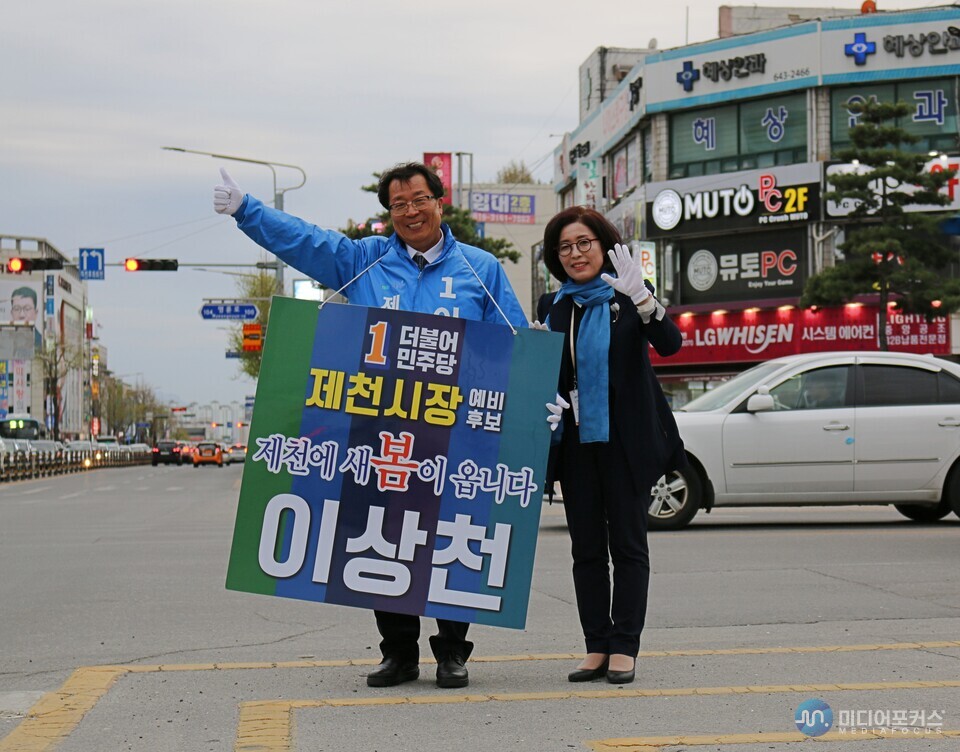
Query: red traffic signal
xmin=5 ymin=257 xmax=65 ymax=273
xmin=124 ymin=258 xmax=179 ymax=271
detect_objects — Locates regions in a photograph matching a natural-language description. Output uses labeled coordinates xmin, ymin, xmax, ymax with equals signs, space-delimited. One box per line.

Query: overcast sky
xmin=1 ymin=0 xmax=940 ymax=407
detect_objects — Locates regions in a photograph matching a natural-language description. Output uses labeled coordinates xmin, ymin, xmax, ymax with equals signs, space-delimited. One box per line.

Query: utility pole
xmin=162 ymin=147 xmax=307 ymax=295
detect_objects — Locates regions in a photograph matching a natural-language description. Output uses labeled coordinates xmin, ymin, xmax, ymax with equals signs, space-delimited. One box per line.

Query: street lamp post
xmin=162 ymin=147 xmax=307 ymax=294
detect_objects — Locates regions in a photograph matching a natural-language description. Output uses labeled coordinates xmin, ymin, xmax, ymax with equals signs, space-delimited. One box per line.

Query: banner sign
xmin=650 ymin=305 xmax=949 ymax=366
xmin=226 ymin=298 xmax=563 ymax=629
xmin=423 ymin=153 xmax=453 ymax=201
xmin=470 ymin=192 xmax=537 ymax=225
xmin=678 ymin=228 xmax=807 ymax=304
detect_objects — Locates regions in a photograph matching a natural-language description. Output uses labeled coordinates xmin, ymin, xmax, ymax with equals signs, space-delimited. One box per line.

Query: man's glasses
xmin=11 ymin=304 xmax=35 ymax=316
xmin=557 ymin=237 xmax=598 ymax=257
xmin=388 ymin=196 xmax=438 ymax=216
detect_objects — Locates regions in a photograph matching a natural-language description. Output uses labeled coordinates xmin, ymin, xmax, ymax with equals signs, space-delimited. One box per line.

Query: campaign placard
xmin=226 ymin=297 xmax=563 ymax=629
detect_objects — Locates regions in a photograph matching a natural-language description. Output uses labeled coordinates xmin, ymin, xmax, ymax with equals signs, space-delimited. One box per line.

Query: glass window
xmin=642 ymin=127 xmax=653 ymax=183
xmin=740 ymin=93 xmax=807 ymax=156
xmin=831 ymin=80 xmax=958 ymax=153
xmin=770 ymin=366 xmax=850 ymax=410
xmin=938 ymin=371 xmax=960 ymax=403
xmin=671 ymin=105 xmax=739 ymax=167
xmin=860 ymin=365 xmax=937 ymax=407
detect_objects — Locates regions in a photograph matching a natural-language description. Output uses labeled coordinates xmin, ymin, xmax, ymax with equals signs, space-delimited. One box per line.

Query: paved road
xmin=1 ymin=466 xmax=958 ymax=751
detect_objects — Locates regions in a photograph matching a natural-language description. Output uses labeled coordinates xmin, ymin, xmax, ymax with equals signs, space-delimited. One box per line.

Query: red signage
xmin=650 ymin=304 xmax=950 ymax=366
xmin=423 ymin=152 xmax=453 ymax=202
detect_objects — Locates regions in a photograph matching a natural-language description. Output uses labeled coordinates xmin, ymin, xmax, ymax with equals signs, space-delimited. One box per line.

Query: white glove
xmin=546 ymin=394 xmax=570 ymax=431
xmin=530 ymin=320 xmax=549 ymax=331
xmin=600 ymin=243 xmax=650 ymax=306
xmin=214 ymin=168 xmax=244 ymax=216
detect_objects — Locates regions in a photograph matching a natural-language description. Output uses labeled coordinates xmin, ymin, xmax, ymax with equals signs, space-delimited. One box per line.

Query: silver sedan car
xmin=649 ymin=351 xmax=960 ymax=529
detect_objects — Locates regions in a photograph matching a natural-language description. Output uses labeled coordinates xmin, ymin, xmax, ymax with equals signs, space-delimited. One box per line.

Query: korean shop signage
xmin=678 ymin=228 xmax=807 ymax=304
xmin=649 ymin=305 xmax=948 ymax=366
xmin=470 ymin=192 xmax=537 ymax=225
xmin=226 ymin=298 xmax=563 ymax=629
xmin=825 ymin=156 xmax=960 ymax=217
xmin=646 ymin=163 xmax=821 ymax=237
xmin=821 ymin=9 xmax=960 ymax=81
xmin=644 ymin=23 xmax=818 ymax=112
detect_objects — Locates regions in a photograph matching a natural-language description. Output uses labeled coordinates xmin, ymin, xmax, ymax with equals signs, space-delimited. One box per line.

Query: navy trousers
xmin=374 ymin=611 xmax=473 ymax=663
xmin=558 ymin=426 xmax=651 ymax=657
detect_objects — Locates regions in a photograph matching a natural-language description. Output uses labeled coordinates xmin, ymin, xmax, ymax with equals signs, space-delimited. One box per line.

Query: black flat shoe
xmin=366 ymin=657 xmax=419 ymax=687
xmin=568 ymin=659 xmax=609 ymax=682
xmin=606 ymin=667 xmax=635 ymax=684
xmin=436 ymin=656 xmax=469 ymax=688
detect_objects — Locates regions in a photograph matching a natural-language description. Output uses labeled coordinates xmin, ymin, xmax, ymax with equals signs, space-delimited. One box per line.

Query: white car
xmin=649 ymin=351 xmax=960 ymax=529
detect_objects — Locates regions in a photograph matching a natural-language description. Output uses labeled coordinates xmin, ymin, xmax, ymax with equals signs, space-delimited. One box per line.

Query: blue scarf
xmin=549 ymin=277 xmax=614 ymax=443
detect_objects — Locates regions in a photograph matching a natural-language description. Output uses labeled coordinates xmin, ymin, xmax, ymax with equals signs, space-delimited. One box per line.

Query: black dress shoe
xmin=568 ymin=660 xmax=609 ymax=683
xmin=606 ymin=667 xmax=635 ymax=684
xmin=366 ymin=657 xmax=419 ymax=687
xmin=436 ymin=656 xmax=469 ymax=688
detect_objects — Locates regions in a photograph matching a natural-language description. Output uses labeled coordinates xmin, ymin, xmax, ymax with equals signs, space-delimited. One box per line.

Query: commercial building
xmin=551 ymin=5 xmax=960 ymax=405
xmin=0 ymin=235 xmax=88 ymax=439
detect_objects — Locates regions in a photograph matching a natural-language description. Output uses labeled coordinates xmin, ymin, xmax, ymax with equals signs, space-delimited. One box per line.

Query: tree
xmin=340 ymin=174 xmax=520 ymax=263
xmin=802 ymin=99 xmax=960 ymax=349
xmin=496 ymin=159 xmax=536 ymax=184
xmin=228 ymin=270 xmax=280 ymax=379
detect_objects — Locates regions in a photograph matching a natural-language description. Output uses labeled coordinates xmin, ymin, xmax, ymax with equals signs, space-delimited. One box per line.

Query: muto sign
xmin=226 ymin=298 xmax=563 ymax=629
xmin=646 ymin=163 xmax=821 ymax=237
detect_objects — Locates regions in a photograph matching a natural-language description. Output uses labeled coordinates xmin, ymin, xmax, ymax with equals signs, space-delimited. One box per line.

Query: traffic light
xmin=5 ymin=257 xmax=65 ymax=273
xmin=124 ymin=258 xmax=179 ymax=271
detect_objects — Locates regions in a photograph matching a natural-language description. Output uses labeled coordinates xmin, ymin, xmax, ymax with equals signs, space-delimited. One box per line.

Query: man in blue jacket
xmin=214 ymin=162 xmax=527 ymax=689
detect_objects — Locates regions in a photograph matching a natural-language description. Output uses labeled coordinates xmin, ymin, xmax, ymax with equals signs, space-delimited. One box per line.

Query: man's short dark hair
xmin=11 ymin=286 xmax=37 ymax=305
xmin=377 ymin=162 xmax=445 ymax=209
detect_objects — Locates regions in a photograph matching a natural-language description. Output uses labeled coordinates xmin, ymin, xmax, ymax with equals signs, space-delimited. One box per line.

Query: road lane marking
xmin=16 ymin=487 xmax=51 ymax=496
xmin=5 ymin=642 xmax=959 ymax=752
xmin=587 ymin=729 xmax=960 ymax=750
xmin=0 ymin=668 xmax=124 ymax=752
xmin=234 ymin=681 xmax=960 ymax=752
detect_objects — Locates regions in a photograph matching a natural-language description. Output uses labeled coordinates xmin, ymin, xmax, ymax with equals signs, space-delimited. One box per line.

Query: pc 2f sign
xmin=226 ymin=297 xmax=562 ymax=629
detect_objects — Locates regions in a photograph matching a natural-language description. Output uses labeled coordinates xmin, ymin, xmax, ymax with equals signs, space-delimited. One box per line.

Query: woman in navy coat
xmin=538 ymin=206 xmax=685 ymax=684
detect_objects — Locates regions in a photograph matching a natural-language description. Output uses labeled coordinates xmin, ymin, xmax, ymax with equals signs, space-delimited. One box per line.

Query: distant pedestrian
xmin=539 ymin=207 xmax=685 ymax=684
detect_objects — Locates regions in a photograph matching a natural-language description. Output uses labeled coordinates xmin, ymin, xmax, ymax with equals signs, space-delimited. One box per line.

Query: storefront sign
xmin=650 ymin=305 xmax=949 ymax=366
xmin=678 ymin=228 xmax=806 ymax=304
xmin=647 ymin=163 xmax=821 ymax=237
xmin=576 ymin=159 xmax=600 ymax=209
xmin=821 ymin=9 xmax=960 ymax=83
xmin=645 ymin=24 xmax=818 ymax=112
xmin=826 ymin=156 xmax=960 ymax=216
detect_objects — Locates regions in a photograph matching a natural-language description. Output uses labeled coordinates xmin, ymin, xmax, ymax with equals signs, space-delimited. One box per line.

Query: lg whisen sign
xmin=649 ymin=305 xmax=949 ymax=366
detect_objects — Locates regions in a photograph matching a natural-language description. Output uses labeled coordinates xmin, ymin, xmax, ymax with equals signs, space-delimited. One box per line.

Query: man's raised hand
xmin=213 ymin=168 xmax=244 ymax=216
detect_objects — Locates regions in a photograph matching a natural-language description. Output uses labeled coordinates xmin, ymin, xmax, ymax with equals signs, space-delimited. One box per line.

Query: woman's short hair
xmin=542 ymin=206 xmax=621 ymax=283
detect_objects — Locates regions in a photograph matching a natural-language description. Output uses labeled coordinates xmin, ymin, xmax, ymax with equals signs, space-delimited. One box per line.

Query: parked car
xmin=193 ymin=441 xmax=224 ymax=468
xmin=152 ymin=440 xmax=183 ymax=466
xmin=649 ymin=351 xmax=960 ymax=530
xmin=225 ymin=444 xmax=247 ymax=464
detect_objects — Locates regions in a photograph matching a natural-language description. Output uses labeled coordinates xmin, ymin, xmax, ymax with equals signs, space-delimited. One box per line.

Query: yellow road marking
xmin=587 ymin=729 xmax=960 ymax=750
xmin=234 ymin=680 xmax=960 ymax=752
xmin=4 ymin=642 xmax=960 ymax=752
xmin=0 ymin=667 xmax=125 ymax=752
